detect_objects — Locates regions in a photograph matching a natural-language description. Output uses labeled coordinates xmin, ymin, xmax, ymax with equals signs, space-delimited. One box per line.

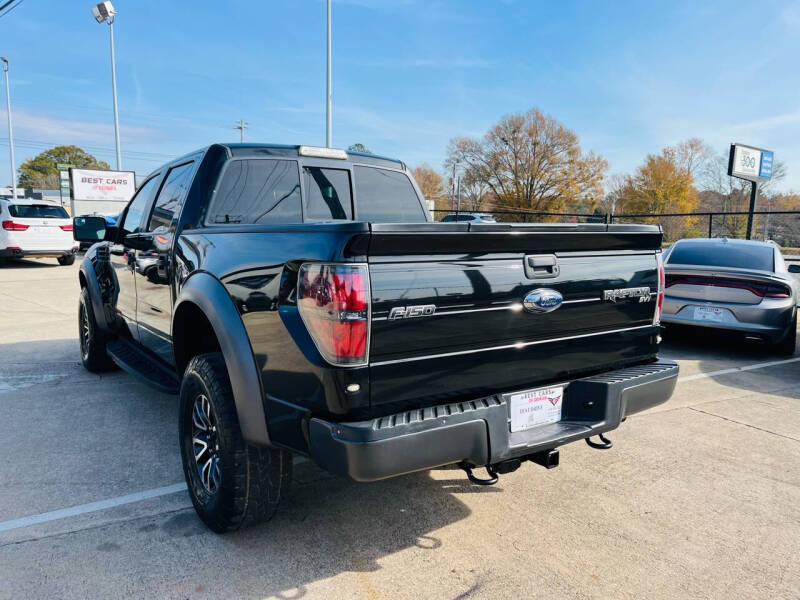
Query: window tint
xmin=303 ymin=167 xmax=351 ymax=220
xmin=206 ymin=159 xmax=301 ymax=225
xmin=121 ymin=176 xmax=161 ymax=235
xmin=147 ymin=162 xmax=194 ymax=231
xmin=354 ymin=166 xmax=425 ymax=222
xmin=8 ymin=204 xmax=69 ymax=219
xmin=667 ymin=241 xmax=775 ymax=272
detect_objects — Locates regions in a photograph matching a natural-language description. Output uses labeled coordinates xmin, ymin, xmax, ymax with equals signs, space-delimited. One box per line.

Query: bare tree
xmin=445 ymin=108 xmax=608 ymax=213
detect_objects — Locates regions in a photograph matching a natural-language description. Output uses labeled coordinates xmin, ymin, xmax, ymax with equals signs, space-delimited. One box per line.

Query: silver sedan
xmin=661 ymin=238 xmax=797 ymax=354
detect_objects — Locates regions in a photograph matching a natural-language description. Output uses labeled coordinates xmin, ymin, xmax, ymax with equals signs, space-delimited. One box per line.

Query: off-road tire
xmin=78 ymin=287 xmax=117 ymax=372
xmin=775 ymin=315 xmax=797 ymax=356
xmin=179 ymin=352 xmax=292 ymax=533
xmin=58 ymin=254 xmax=76 ymax=266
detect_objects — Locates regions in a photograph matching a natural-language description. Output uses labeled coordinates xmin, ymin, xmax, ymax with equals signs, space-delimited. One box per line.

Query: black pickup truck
xmin=73 ymin=143 xmax=678 ymax=532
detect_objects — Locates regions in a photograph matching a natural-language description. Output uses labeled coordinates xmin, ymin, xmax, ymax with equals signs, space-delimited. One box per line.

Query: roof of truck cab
xmin=222 ymin=143 xmax=406 ymax=170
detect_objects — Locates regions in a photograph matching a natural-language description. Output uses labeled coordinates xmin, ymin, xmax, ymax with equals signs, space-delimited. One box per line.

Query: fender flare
xmin=79 ymin=258 xmax=109 ymax=334
xmin=174 ymin=272 xmax=271 ymax=447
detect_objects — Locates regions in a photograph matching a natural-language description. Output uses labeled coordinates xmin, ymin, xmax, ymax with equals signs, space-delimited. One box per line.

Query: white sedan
xmin=0 ymin=198 xmax=78 ymax=266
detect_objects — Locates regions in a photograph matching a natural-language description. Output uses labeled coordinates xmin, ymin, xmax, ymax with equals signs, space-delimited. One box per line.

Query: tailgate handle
xmin=524 ymin=254 xmax=559 ymax=279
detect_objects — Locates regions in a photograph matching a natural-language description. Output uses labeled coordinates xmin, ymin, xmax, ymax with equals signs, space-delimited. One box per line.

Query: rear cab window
xmin=9 ymin=204 xmax=69 ymax=219
xmin=667 ymin=241 xmax=775 ymax=272
xmin=353 ymin=166 xmax=426 ymax=222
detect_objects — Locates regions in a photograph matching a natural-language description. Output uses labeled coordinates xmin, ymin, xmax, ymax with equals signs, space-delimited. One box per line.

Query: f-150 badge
xmin=388 ymin=304 xmax=437 ymax=320
xmin=603 ymin=287 xmax=652 ymax=303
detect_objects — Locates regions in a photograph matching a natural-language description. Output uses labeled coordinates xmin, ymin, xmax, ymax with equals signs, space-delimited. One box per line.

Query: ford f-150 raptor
xmin=73 ymin=143 xmax=678 ymax=532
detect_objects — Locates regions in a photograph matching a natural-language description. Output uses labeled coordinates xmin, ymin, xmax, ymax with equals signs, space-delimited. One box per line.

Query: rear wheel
xmin=179 ymin=353 xmax=292 ymax=533
xmin=78 ymin=287 xmax=117 ymax=372
xmin=58 ymin=254 xmax=75 ymax=266
xmin=775 ymin=315 xmax=797 ymax=356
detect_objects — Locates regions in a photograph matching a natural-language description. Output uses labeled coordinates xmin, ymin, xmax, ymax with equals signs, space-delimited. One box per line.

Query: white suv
xmin=0 ymin=198 xmax=78 ymax=266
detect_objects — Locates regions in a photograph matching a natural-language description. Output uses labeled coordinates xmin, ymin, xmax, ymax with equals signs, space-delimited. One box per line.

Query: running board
xmin=106 ymin=338 xmax=180 ymax=394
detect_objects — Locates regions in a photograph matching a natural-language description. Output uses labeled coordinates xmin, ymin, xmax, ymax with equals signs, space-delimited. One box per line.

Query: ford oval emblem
xmin=523 ymin=288 xmax=563 ymax=314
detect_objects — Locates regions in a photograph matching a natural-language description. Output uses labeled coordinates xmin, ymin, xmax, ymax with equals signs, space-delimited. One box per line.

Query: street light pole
xmin=93 ymin=2 xmax=121 ymax=170
xmin=325 ymin=0 xmax=332 ymax=148
xmin=108 ymin=17 xmax=121 ymax=170
xmin=1 ymin=57 xmax=16 ymax=201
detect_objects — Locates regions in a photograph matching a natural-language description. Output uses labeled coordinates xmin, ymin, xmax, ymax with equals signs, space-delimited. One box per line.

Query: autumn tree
xmin=411 ymin=164 xmax=447 ymax=211
xmin=445 ymin=108 xmax=607 ymax=213
xmin=18 ymin=145 xmax=111 ymax=189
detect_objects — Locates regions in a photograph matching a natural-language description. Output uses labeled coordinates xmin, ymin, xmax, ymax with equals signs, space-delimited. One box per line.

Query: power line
xmin=0 ymin=0 xmax=27 ymax=19
xmin=0 ymin=137 xmax=175 ymax=164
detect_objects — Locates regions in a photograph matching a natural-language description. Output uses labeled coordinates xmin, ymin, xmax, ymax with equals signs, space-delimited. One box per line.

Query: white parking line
xmin=676 ymin=355 xmax=800 ymax=383
xmin=0 ymin=483 xmax=188 ymax=534
xmin=1 ymin=357 xmax=797 ymax=536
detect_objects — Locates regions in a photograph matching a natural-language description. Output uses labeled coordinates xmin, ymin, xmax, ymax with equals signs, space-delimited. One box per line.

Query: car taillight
xmin=59 ymin=224 xmax=73 ymax=231
xmin=654 ymin=252 xmax=664 ymax=326
xmin=297 ymin=263 xmax=370 ymax=366
xmin=2 ymin=220 xmax=29 ymax=231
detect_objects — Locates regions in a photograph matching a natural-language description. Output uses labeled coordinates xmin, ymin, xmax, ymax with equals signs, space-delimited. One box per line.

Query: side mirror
xmin=788 ymin=264 xmax=800 ymax=274
xmin=73 ymin=216 xmax=106 ymax=242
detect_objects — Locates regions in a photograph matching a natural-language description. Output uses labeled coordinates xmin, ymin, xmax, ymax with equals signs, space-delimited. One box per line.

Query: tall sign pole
xmin=108 ymin=16 xmax=122 ymax=170
xmin=727 ymin=143 xmax=774 ymax=240
xmin=1 ymin=57 xmax=17 ymax=201
xmin=325 ymin=0 xmax=332 ymax=148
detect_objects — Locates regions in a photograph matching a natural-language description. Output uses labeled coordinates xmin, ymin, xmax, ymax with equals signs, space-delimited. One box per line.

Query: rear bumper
xmin=309 ymin=358 xmax=678 ymax=482
xmin=662 ymin=297 xmax=795 ymax=342
xmin=0 ymin=248 xmax=76 ymax=258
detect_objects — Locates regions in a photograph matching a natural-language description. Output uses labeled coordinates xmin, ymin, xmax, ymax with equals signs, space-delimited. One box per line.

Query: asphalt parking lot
xmin=1 ymin=258 xmax=798 ymax=600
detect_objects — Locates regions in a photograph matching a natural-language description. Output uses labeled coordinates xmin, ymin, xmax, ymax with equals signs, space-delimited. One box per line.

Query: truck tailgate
xmin=366 ymin=223 xmax=662 ymax=410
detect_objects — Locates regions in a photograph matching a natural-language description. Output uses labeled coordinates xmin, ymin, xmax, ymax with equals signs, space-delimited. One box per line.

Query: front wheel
xmin=58 ymin=254 xmax=75 ymax=266
xmin=179 ymin=353 xmax=292 ymax=533
xmin=78 ymin=287 xmax=117 ymax=372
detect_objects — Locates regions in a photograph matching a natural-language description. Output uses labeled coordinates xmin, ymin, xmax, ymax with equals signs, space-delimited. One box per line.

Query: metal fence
xmin=430 ymin=209 xmax=800 ymax=249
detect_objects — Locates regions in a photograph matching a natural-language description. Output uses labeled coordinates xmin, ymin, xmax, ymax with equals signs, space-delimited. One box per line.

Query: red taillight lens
xmin=59 ymin=224 xmax=73 ymax=231
xmin=2 ymin=220 xmax=29 ymax=231
xmin=297 ymin=263 xmax=370 ymax=365
xmin=654 ymin=253 xmax=664 ymax=326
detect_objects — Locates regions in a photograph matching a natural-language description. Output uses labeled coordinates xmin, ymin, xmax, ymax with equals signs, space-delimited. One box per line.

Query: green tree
xmin=18 ymin=145 xmax=111 ymax=188
xmin=347 ymin=143 xmax=371 ymax=154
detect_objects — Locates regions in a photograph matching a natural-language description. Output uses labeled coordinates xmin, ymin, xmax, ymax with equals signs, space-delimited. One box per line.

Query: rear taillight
xmin=2 ymin=220 xmax=29 ymax=231
xmin=297 ymin=263 xmax=370 ymax=366
xmin=59 ymin=224 xmax=73 ymax=231
xmin=654 ymin=253 xmax=664 ymax=326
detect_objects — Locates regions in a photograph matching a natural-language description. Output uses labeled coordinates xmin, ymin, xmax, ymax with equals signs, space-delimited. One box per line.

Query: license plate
xmin=694 ymin=306 xmax=724 ymax=322
xmin=508 ymin=385 xmax=563 ymax=433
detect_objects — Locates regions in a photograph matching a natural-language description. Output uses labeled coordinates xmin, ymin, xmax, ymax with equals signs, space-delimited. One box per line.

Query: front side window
xmin=9 ymin=204 xmax=69 ymax=219
xmin=353 ymin=166 xmax=426 ymax=222
xmin=303 ymin=167 xmax=352 ymax=220
xmin=148 ymin=162 xmax=195 ymax=231
xmin=206 ymin=159 xmax=301 ymax=225
xmin=120 ymin=175 xmax=161 ymax=236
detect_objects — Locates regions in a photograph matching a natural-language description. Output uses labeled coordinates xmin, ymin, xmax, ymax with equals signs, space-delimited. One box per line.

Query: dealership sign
xmin=727 ymin=144 xmax=774 ymax=182
xmin=69 ymin=168 xmax=136 ymax=202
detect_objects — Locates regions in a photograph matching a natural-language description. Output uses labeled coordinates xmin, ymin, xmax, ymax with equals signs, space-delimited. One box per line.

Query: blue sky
xmin=1 ymin=0 xmax=799 ymax=190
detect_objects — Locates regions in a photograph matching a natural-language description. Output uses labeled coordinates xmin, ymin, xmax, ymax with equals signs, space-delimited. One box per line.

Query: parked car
xmin=440 ymin=212 xmax=496 ymax=223
xmin=73 ymin=143 xmax=677 ymax=532
xmin=661 ymin=238 xmax=797 ymax=354
xmin=0 ymin=198 xmax=78 ymax=265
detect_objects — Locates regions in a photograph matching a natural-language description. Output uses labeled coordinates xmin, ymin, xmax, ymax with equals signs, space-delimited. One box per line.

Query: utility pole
xmin=234 ymin=119 xmax=248 ymax=143
xmin=1 ymin=57 xmax=16 ymax=201
xmin=325 ymin=0 xmax=332 ymax=147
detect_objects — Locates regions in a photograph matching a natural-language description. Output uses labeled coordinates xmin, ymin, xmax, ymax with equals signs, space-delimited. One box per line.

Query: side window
xmin=147 ymin=162 xmax=194 ymax=231
xmin=120 ymin=175 xmax=161 ymax=236
xmin=303 ymin=167 xmax=352 ymax=220
xmin=206 ymin=159 xmax=301 ymax=225
xmin=354 ymin=166 xmax=425 ymax=222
